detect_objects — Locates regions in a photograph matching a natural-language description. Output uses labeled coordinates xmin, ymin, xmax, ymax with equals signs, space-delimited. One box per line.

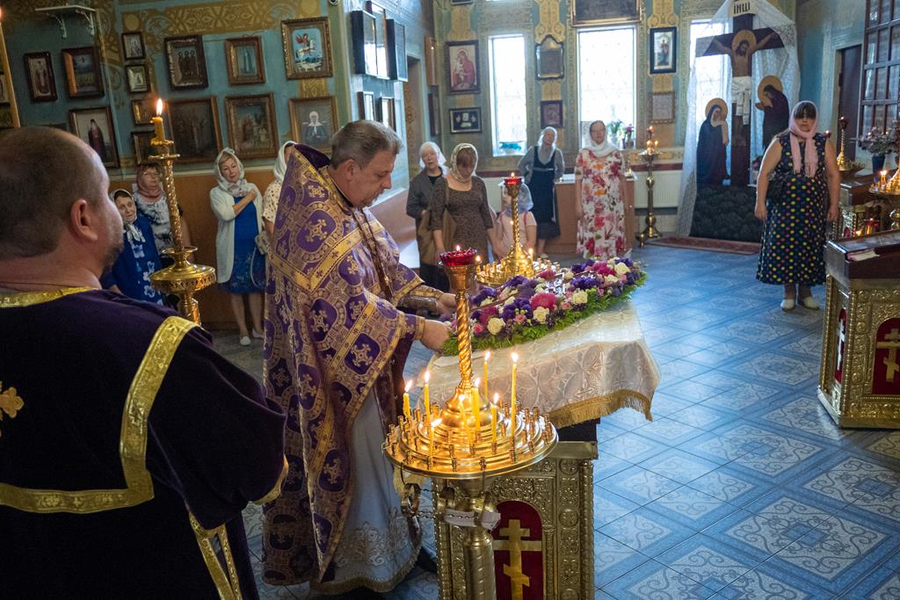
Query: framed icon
xmin=225 ymin=37 xmax=265 ymax=85
xmin=62 ymin=46 xmax=103 ymax=98
xmin=357 ymin=91 xmax=376 ymax=120
xmin=167 ymin=97 xmax=223 ymax=163
xmin=449 ymin=107 xmax=481 ymax=134
xmin=69 ymin=106 xmax=118 ymax=168
xmin=225 ymin=93 xmax=278 ymax=159
xmin=572 ymin=0 xmax=640 ymax=26
xmin=649 ymin=91 xmax=676 ymax=123
xmin=132 ymin=96 xmax=155 ymax=125
xmin=131 ymin=130 xmax=155 ymax=163
xmin=446 ymin=40 xmax=480 ymax=94
xmin=535 ymin=36 xmax=564 ymax=80
xmin=540 ymin=100 xmax=563 ymax=129
xmin=125 ymin=64 xmax=150 ymax=94
xmin=649 ymin=27 xmax=677 ymax=75
xmin=290 ymin=96 xmax=338 ymax=152
xmin=23 ymin=52 xmax=57 ymax=102
xmin=351 ymin=11 xmax=378 ymax=76
xmin=165 ymin=35 xmax=208 ymax=89
xmin=122 ymin=32 xmax=145 ymax=61
xmin=281 ymin=17 xmax=333 ymax=80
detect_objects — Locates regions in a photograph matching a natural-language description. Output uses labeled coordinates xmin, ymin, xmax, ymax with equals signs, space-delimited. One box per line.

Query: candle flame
xmin=455 ymin=245 xmax=461 ymax=251
xmin=485 ymin=350 xmax=490 ymax=361
xmin=405 ymin=380 xmax=412 ymax=392
xmin=432 ymin=417 xmax=442 ymax=427
xmin=424 ymin=370 xmax=431 ymax=383
xmin=474 ymin=377 xmax=481 ymax=387
xmin=156 ymin=98 xmax=163 ymax=116
xmin=476 ymin=255 xmax=482 ymax=263
xmin=511 ymin=352 xmax=519 ymax=364
xmin=493 ymin=392 xmax=500 ymax=404
xmin=882 ymin=170 xmax=888 ymax=176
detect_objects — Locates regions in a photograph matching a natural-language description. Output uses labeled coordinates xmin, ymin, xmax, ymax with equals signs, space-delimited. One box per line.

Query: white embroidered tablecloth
xmin=422 ymin=301 xmax=659 ymax=427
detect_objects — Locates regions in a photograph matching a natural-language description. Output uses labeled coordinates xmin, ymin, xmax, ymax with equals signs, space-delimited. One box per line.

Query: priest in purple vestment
xmin=262 ymin=120 xmax=453 ymax=594
xmin=0 ymin=127 xmax=288 ymax=600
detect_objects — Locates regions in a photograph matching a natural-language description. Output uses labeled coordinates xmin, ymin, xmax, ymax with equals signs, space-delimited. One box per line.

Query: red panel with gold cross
xmin=492 ymin=500 xmax=544 ymax=600
xmin=873 ymin=318 xmax=900 ymax=396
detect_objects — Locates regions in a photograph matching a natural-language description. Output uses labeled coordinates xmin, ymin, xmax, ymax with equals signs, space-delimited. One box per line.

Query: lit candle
xmin=491 ymin=393 xmax=499 ymax=444
xmin=403 ymin=380 xmax=412 ymax=420
xmin=423 ymin=371 xmax=431 ymax=427
xmin=152 ymin=99 xmax=166 ymax=141
xmin=455 ymin=245 xmax=461 ymax=251
xmin=510 ymin=352 xmax=518 ymax=435
xmin=483 ymin=350 xmax=490 ymax=401
xmin=473 ymin=378 xmax=482 ymax=435
xmin=825 ymin=130 xmax=831 ymax=139
xmin=881 ymin=170 xmax=888 ymax=188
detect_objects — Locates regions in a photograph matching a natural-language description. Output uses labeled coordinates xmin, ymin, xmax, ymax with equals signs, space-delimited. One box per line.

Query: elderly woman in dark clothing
xmin=518 ymin=127 xmax=564 ymax=258
xmin=429 ymin=143 xmax=499 ymax=259
xmin=406 ymin=141 xmax=447 ymax=289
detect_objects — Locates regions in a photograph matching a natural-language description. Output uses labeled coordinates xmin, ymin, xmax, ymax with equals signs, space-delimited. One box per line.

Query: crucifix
xmin=697 ymin=6 xmax=784 ymax=186
xmin=494 ymin=518 xmax=542 ymax=600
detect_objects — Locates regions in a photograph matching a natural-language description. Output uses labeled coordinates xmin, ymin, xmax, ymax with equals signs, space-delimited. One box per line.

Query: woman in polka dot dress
xmin=755 ymin=101 xmax=840 ymax=311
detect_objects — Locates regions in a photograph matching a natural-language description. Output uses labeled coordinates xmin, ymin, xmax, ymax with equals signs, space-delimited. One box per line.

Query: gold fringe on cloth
xmin=548 ymin=389 xmax=653 ymax=428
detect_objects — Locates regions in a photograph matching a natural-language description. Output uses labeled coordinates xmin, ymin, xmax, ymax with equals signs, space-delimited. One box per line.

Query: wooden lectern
xmin=818 ymin=231 xmax=900 ymax=428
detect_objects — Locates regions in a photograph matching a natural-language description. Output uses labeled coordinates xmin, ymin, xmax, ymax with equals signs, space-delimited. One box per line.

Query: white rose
xmin=487 ymin=317 xmax=505 ymax=335
xmin=535 ymin=284 xmax=547 ymax=294
xmin=480 ymin=298 xmax=494 ymax=307
xmin=604 ymin=274 xmax=619 ymax=285
xmin=563 ymin=271 xmax=575 ymax=281
xmin=572 ymin=290 xmax=588 ymax=305
xmin=504 ymin=296 xmax=516 ymax=306
xmin=607 ymin=258 xmax=616 ymax=266
xmin=533 ymin=306 xmax=549 ymax=324
xmin=615 ymin=262 xmax=631 ymax=276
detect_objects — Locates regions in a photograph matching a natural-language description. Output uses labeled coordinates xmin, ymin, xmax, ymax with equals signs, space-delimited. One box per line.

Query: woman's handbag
xmin=254 ymin=231 xmax=270 ymax=255
xmin=417 ymin=210 xmax=457 ymax=265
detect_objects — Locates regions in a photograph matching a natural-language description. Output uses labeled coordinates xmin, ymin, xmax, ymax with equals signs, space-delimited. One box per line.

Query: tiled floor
xmin=215 ymin=244 xmax=900 ymax=599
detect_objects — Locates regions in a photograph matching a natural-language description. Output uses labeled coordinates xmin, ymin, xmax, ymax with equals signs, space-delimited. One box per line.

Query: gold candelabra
xmin=836 ymin=116 xmax=863 ymax=179
xmin=148 ymin=99 xmax=216 ymax=324
xmin=385 ymin=248 xmax=557 ymax=599
xmin=868 ymin=118 xmax=900 ymax=230
xmin=475 ymin=175 xmax=555 ymax=286
xmin=636 ymin=126 xmax=661 ymax=247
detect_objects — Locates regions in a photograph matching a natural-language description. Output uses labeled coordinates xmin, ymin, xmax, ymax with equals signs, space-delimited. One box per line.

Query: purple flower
xmin=501 ymin=297 xmax=533 ymax=321
xmin=571 ymin=276 xmax=602 ymax=291
xmin=472 ymin=287 xmax=496 ymax=306
xmin=506 ymin=275 xmax=527 ymax=288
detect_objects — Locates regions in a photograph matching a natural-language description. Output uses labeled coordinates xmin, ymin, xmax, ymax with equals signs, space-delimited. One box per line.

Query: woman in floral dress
xmin=575 ymin=120 xmax=627 ymax=259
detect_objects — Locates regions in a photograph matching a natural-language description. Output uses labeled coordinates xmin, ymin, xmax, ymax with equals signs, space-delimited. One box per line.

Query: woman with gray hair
xmin=518 ymin=127 xmax=564 ymax=258
xmin=407 ymin=141 xmax=448 ymax=290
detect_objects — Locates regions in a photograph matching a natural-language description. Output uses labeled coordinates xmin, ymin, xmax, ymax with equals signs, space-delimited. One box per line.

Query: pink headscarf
xmin=788 ymin=103 xmax=819 ymax=179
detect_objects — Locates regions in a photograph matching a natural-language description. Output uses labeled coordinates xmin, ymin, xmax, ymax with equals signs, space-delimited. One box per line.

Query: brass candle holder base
xmin=636 ymin=148 xmax=660 ymax=247
xmin=384 ymin=250 xmax=557 ymax=600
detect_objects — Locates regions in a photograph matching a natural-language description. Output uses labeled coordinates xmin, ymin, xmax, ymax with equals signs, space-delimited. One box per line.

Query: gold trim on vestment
xmin=310 ymin=531 xmax=421 ymax=595
xmin=548 ymin=389 xmax=653 ymax=429
xmin=268 ymin=222 xmax=387 ymax=292
xmin=189 ymin=512 xmax=243 ymax=600
xmin=0 ymin=286 xmax=95 ymax=308
xmin=0 ymin=316 xmax=197 ymax=513
xmin=254 ymin=456 xmax=289 ymax=505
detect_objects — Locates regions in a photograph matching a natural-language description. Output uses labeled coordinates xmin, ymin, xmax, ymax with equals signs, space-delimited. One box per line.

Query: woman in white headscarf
xmin=262 ymin=140 xmax=298 ymax=240
xmin=518 ymin=127 xmax=564 ymax=258
xmin=210 ymin=148 xmax=265 ymax=346
xmin=574 ymin=120 xmax=627 ymax=259
xmin=428 ymin=143 xmax=498 ymax=259
xmin=407 ymin=141 xmax=448 ymax=289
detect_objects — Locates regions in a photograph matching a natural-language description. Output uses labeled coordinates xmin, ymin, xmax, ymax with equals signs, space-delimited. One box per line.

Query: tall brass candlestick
xmin=148 ymin=99 xmax=216 ymax=324
xmin=636 ymin=127 xmax=660 ymax=247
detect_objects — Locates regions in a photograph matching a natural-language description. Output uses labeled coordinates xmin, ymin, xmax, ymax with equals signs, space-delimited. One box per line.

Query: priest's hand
xmin=439 ymin=293 xmax=455 ymax=315
xmin=421 ymin=319 xmax=451 ymax=351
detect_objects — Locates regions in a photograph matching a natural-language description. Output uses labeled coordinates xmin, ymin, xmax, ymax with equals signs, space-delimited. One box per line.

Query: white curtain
xmin=677 ymin=0 xmax=800 ymax=236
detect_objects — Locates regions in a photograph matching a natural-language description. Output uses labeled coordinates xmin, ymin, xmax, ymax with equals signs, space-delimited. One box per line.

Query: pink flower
xmin=560 ymin=301 xmax=572 ymax=310
xmin=537 ymin=268 xmax=555 ymax=280
xmin=473 ymin=322 xmax=485 ymax=335
xmin=531 ymin=292 xmax=557 ymax=310
xmin=478 ymin=305 xmax=499 ymax=325
xmin=514 ymin=313 xmax=527 ymax=324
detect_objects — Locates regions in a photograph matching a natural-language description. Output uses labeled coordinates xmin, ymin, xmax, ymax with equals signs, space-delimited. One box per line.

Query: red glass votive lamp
xmin=440 ymin=247 xmax=477 ymax=267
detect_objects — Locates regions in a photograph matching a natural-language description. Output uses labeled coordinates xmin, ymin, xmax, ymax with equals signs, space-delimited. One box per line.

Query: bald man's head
xmin=0 ymin=127 xmax=109 ymax=259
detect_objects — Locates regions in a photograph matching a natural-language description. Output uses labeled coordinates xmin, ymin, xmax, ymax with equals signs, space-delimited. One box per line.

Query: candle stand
xmin=636 ymin=128 xmax=661 ymax=247
xmin=148 ymin=106 xmax=216 ymax=324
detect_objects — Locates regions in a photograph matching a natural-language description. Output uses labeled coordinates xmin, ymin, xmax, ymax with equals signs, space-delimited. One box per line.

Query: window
xmin=690 ymin=19 xmax=728 ymax=126
xmin=489 ymin=34 xmax=527 ymax=155
xmin=577 ymin=26 xmax=635 ymax=135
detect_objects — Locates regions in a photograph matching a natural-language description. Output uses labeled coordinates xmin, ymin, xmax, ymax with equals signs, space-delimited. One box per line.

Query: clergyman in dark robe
xmin=757 ymin=85 xmax=790 ymax=148
xmin=697 ymin=105 xmax=730 ymax=185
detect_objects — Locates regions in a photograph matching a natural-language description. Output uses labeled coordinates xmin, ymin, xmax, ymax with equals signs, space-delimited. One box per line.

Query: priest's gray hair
xmin=0 ymin=126 xmax=105 ymax=259
xmin=331 ymin=120 xmax=402 ymax=169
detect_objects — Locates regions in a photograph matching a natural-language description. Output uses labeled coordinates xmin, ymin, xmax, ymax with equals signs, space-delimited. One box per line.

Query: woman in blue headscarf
xmin=492 ymin=181 xmax=537 ymax=257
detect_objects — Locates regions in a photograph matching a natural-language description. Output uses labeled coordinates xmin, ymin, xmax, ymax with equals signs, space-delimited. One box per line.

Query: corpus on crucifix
xmin=697 ymin=11 xmax=784 ymax=186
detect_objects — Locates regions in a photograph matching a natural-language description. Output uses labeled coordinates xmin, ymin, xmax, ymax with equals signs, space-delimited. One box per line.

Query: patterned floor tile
xmin=712 ymin=569 xmax=835 ymax=599
xmin=633 ymin=417 xmax=708 ymax=447
xmin=701 ymin=508 xmax=809 ymax=559
xmin=780 ymin=332 xmax=823 ymax=358
xmin=866 ymin=431 xmax=900 ymax=460
xmin=594 ymin=487 xmax=641 ymax=527
xmin=687 ymin=369 xmax=752 ymax=391
xmin=761 ymin=511 xmax=898 ymax=594
xmin=601 ymin=430 xmax=670 ymax=462
xmin=659 ymin=379 xmax=726 ymax=403
xmin=839 ymin=551 xmax=900 ymax=599
xmin=800 ymin=456 xmax=900 ymax=520
xmin=724 ymin=425 xmax=830 ymax=482
xmin=600 ymin=507 xmax=696 ymax=557
xmin=595 ymin=453 xmax=634 ymax=483
xmin=383 ymin=570 xmax=440 ymax=600
xmin=757 ymin=397 xmax=851 ymax=443
xmin=669 ymin=404 xmax=738 ymax=432
xmin=600 ymin=466 xmax=684 ymax=506
xmin=649 ymin=393 xmax=696 ymax=417
xmin=655 ymin=537 xmax=761 ymax=593
xmin=652 ymin=340 xmax=707 ymax=360
xmin=659 ymin=359 xmax=711 ymax=380
xmin=644 ymin=485 xmax=739 ymax=530
xmin=714 ymin=320 xmax=795 ymax=344
xmin=639 ymin=448 xmax=721 ymax=485
xmin=686 ymin=467 xmax=776 ymax=508
xmin=729 ymin=353 xmax=820 ymax=387
xmin=602 ymin=559 xmax=719 ymax=599
xmin=594 ymin=529 xmax=652 ymax=587
xmin=602 ymin=409 xmax=658 ymax=432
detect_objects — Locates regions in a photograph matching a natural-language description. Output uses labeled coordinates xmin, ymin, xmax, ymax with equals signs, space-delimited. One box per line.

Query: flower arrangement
xmin=441 ymin=257 xmax=646 ymax=355
xmin=858 ymin=128 xmax=897 ymax=156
